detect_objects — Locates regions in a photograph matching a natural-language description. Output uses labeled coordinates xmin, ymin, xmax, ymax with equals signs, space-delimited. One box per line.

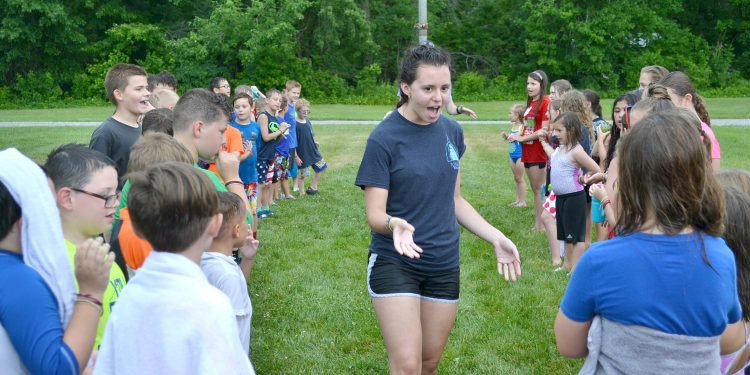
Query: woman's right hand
xmin=391 ymin=219 xmax=423 ymax=259
xmin=74 ymin=237 xmax=114 ymax=299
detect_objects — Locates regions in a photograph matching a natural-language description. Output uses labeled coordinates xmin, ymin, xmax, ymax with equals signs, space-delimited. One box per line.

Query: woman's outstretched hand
xmin=391 ymin=219 xmax=423 ymax=259
xmin=493 ymin=236 xmax=521 ymax=282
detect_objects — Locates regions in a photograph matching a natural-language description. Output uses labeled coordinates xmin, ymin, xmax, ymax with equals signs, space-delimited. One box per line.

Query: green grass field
xmin=0 ymin=97 xmax=748 ymax=122
xmin=0 ymin=124 xmax=748 ymax=373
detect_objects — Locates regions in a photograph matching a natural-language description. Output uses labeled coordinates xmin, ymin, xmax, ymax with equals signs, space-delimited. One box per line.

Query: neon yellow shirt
xmin=65 ymin=240 xmax=127 ymax=348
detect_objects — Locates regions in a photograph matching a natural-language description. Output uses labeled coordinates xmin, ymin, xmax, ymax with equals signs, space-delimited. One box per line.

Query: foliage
xmin=2 ymin=0 xmax=750 ymax=106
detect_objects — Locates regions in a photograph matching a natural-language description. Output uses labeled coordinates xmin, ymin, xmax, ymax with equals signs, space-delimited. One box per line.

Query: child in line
xmin=0 ymin=149 xmax=113 ymax=375
xmin=555 ymin=112 xmax=739 ymax=373
xmin=90 ymin=63 xmax=150 ymax=190
xmin=501 ymin=104 xmax=526 ymax=207
xmin=117 ymin=133 xmax=195 ymax=272
xmin=294 ymin=99 xmax=327 ymax=195
xmin=716 ymin=170 xmax=750 ymax=375
xmin=201 ymin=192 xmax=259 ymax=354
xmin=539 ymin=112 xmax=600 ymax=271
xmin=94 ymin=162 xmax=255 ymax=374
xmin=507 ymin=70 xmax=550 ymax=232
xmin=275 ymin=96 xmax=293 ymax=200
xmin=540 ymin=99 xmax=562 ymax=267
xmin=231 ymin=93 xmax=260 ymax=238
xmin=256 ymin=89 xmax=290 ymax=218
xmin=44 ymin=144 xmax=127 ymax=348
xmin=141 ymin=108 xmax=174 ymax=135
xmin=207 ymin=94 xmax=246 ymax=182
xmin=283 ymin=81 xmax=302 ymax=194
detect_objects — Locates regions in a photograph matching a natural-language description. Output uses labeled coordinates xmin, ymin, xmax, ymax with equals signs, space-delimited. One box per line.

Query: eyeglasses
xmin=70 ymin=188 xmax=121 ymax=208
xmin=220 ymin=84 xmax=231 ymax=89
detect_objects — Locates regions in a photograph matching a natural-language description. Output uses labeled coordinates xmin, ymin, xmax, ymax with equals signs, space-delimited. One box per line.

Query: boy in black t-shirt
xmin=89 ymin=64 xmax=150 ymax=189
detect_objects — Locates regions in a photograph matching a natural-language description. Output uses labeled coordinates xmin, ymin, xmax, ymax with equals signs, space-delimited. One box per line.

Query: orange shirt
xmin=118 ymin=207 xmax=153 ymax=270
xmin=208 ymin=125 xmax=244 ymax=180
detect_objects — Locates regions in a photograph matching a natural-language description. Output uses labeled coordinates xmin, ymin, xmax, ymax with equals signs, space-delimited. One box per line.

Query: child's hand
xmin=314 ymin=141 xmax=320 ymax=148
xmin=296 ymin=157 xmax=302 ymax=167
xmin=589 ymin=183 xmax=608 ymax=201
xmin=463 ymin=106 xmax=478 ymax=119
xmin=243 ymin=140 xmax=253 ymax=155
xmin=279 ymin=122 xmax=291 ymax=133
xmin=583 ymin=171 xmax=605 ymax=185
xmin=506 ymin=134 xmax=518 ymax=142
xmin=217 ymin=151 xmax=241 ymax=180
xmin=501 ymin=131 xmax=509 ymax=140
xmin=75 ymin=237 xmax=114 ymax=299
xmin=493 ymin=235 xmax=521 ymax=282
xmin=239 ymin=229 xmax=259 ymax=260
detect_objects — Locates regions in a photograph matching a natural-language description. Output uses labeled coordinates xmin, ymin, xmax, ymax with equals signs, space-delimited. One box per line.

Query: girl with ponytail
xmin=659 ymin=71 xmax=721 ymax=170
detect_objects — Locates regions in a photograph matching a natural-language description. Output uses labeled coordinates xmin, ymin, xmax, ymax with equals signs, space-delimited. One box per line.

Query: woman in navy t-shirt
xmin=356 ymin=44 xmax=521 ymax=374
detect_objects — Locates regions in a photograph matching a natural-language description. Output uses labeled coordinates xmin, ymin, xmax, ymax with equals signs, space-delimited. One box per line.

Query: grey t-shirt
xmin=89 ymin=117 xmax=141 ymax=188
xmin=355 ymin=111 xmax=466 ymax=271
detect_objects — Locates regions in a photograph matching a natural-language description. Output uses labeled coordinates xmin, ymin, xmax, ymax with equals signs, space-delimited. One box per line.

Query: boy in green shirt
xmin=45 ymin=144 xmax=127 ymax=348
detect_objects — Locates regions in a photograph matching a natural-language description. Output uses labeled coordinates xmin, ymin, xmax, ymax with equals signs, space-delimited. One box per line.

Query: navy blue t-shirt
xmin=355 ymin=111 xmax=466 ymax=271
xmin=257 ymin=111 xmax=280 ymax=162
xmin=561 ymin=232 xmax=741 ymax=337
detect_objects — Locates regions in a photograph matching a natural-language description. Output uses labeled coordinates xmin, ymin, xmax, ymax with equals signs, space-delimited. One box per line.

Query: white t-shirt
xmin=200 ymin=251 xmax=253 ymax=353
xmin=94 ymin=251 xmax=255 ymax=375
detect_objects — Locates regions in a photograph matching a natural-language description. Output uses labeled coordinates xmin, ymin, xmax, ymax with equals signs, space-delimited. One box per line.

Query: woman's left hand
xmin=493 ymin=236 xmax=521 ymax=282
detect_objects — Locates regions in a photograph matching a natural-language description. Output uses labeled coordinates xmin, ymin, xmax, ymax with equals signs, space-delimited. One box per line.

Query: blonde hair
xmin=510 ymin=104 xmax=525 ymax=122
xmin=560 ymin=90 xmax=593 ymax=147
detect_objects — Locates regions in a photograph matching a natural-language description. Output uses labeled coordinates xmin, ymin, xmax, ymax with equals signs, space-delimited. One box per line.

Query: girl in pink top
xmin=659 ymin=71 xmax=721 ymax=170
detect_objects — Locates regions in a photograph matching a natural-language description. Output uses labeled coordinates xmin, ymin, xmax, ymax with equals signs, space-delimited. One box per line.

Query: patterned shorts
xmin=274 ymin=155 xmax=289 ymax=181
xmin=257 ymin=160 xmax=276 ymax=185
xmin=244 ymin=182 xmax=257 ymax=215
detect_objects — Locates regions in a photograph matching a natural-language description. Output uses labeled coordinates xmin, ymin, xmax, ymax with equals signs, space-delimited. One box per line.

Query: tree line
xmin=2 ymin=0 xmax=749 ymax=107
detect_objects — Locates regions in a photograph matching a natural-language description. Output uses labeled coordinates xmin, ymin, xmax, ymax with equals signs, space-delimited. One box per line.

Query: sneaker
xmin=257 ymin=210 xmax=268 ymax=219
xmin=285 ymin=194 xmax=296 ymax=200
xmin=293 ymin=186 xmax=299 ymax=192
xmin=306 ymin=188 xmax=319 ymax=195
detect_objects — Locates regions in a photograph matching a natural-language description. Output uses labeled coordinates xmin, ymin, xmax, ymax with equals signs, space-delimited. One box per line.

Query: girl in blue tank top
xmin=502 ymin=104 xmax=526 ymax=207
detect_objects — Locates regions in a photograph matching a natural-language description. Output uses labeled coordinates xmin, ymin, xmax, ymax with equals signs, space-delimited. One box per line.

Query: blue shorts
xmin=510 ymin=155 xmax=521 ymax=164
xmin=312 ymin=160 xmax=328 ymax=173
xmin=367 ymin=253 xmax=459 ymax=303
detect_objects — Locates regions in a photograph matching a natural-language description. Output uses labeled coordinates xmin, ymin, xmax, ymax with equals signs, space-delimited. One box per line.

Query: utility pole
xmin=416 ymin=0 xmax=428 ymax=45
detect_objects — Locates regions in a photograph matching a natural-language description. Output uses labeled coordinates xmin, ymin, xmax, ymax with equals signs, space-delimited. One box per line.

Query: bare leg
xmin=419 ymin=300 xmax=458 ymax=375
xmin=311 ymin=171 xmax=324 ymax=191
xmin=373 ymin=297 xmax=423 ymax=375
xmin=525 ymin=165 xmax=546 ymax=231
xmin=298 ymin=176 xmax=306 ymax=195
xmin=281 ymin=177 xmax=292 ymax=198
xmin=584 ymin=201 xmax=592 ymax=249
xmin=510 ymin=159 xmax=526 ymax=205
xmin=541 ymin=210 xmax=561 ymax=266
xmin=569 ymin=242 xmax=588 ymax=272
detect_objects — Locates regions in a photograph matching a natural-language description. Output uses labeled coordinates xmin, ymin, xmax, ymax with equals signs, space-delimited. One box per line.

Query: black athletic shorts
xmin=556 ymin=190 xmax=587 ymax=243
xmin=367 ymin=253 xmax=459 ymax=303
xmin=524 ymin=162 xmax=546 ymax=169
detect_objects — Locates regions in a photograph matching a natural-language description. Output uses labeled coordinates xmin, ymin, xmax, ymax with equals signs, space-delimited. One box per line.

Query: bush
xmin=12 ymin=72 xmax=63 ymax=103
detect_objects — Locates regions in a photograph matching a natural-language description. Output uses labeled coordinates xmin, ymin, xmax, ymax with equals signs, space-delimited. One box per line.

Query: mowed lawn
xmin=0 ymin=123 xmax=748 ymax=373
xmin=0 ymin=97 xmax=749 ymax=121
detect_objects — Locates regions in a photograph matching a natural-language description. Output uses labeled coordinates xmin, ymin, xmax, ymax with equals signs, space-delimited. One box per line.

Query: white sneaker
xmin=293 ymin=186 xmax=299 ymax=192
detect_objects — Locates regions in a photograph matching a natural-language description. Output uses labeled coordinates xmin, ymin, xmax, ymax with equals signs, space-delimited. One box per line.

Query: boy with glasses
xmin=44 ymin=144 xmax=127 ymax=348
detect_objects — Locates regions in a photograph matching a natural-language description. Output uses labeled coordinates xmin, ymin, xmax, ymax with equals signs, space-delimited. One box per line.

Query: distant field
xmin=0 ymin=97 xmax=748 ymax=122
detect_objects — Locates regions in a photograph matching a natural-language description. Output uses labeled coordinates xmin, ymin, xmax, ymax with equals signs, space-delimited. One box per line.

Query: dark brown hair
xmin=233 ymin=92 xmax=254 ymax=106
xmin=104 ymin=63 xmax=148 ymax=105
xmin=552 ymin=112 xmax=583 ymax=148
xmin=582 ymin=89 xmax=602 ymax=118
xmin=616 ymin=112 xmax=724 ymax=236
xmin=172 ymin=89 xmax=227 ymax=134
xmin=128 ymin=162 xmax=219 ymax=253
xmin=526 ymin=70 xmax=549 ymax=120
xmin=141 ymin=108 xmax=174 ymax=136
xmin=716 ymin=169 xmax=750 ymax=197
xmin=396 ymin=44 xmax=452 ymax=108
xmin=721 ymin=186 xmax=750 ymax=320
xmin=659 ymin=71 xmax=711 ymax=126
